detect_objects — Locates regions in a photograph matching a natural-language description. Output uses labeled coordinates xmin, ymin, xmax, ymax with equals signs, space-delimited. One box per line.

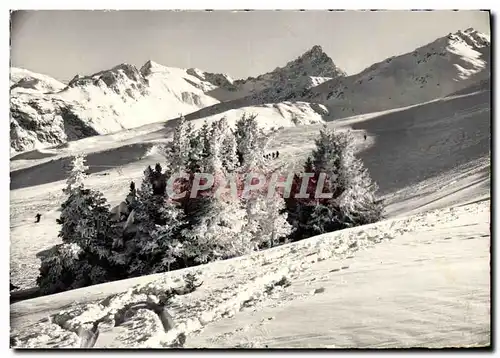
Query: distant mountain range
xmin=10 ymin=28 xmax=490 ymax=153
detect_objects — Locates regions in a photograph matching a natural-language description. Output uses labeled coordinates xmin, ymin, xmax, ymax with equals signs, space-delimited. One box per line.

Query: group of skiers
xmin=263 ymin=150 xmax=280 ymax=160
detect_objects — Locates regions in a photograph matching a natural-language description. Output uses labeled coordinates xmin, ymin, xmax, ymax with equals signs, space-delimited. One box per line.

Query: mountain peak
xmin=302 ymin=45 xmax=325 ymax=57
xmin=140 ymin=60 xmax=165 ymax=76
xmin=66 ymin=62 xmax=147 ymax=95
xmin=277 ymin=45 xmax=346 ymax=79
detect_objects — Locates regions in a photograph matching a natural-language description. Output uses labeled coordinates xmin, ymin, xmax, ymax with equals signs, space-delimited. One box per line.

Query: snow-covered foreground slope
xmin=186 ymin=201 xmax=490 ymax=349
xmin=10 ymin=200 xmax=490 ymax=348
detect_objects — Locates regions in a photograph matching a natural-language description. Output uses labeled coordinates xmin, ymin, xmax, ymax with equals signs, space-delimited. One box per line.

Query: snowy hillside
xmin=10 ymin=83 xmax=489 ymax=289
xmin=10 ymin=62 xmax=220 ymax=153
xmin=10 ymin=100 xmax=327 ymax=173
xmin=306 ymin=28 xmax=490 ymax=118
xmin=185 ymin=101 xmax=328 ymax=132
xmin=9 ymin=70 xmax=490 ymax=347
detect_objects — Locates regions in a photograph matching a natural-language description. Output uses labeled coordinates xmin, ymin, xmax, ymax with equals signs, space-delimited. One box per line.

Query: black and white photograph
xmin=8 ymin=9 xmax=491 ymax=349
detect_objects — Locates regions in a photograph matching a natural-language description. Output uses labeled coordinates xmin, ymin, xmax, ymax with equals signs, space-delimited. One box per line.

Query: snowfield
xmin=9 ymin=79 xmax=491 ymax=348
xmin=11 ymin=201 xmax=490 ymax=348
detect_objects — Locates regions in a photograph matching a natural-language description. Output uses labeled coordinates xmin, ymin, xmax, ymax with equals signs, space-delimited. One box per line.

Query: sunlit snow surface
xmin=11 ymin=201 xmax=490 ymax=348
xmin=10 ymin=84 xmax=490 ymax=348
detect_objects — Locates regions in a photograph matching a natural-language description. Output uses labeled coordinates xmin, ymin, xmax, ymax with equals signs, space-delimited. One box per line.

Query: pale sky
xmin=10 ymin=10 xmax=490 ymax=82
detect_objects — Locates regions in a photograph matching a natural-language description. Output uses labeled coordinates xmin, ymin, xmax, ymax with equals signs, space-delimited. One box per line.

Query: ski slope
xmin=9 ymin=84 xmax=491 ymax=348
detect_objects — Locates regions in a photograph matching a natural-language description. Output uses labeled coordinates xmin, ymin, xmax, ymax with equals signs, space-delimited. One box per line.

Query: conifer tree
xmin=198 ymin=120 xmax=212 ymax=160
xmin=233 ymin=114 xmax=291 ymax=249
xmin=180 ymin=118 xmax=252 ymax=263
xmin=217 ymin=118 xmax=239 ymax=173
xmin=125 ymin=181 xmax=137 ymax=210
xmin=169 ymin=115 xmax=191 ymax=174
xmin=38 ymin=155 xmax=125 ymax=294
xmin=127 ymin=166 xmax=186 ymax=276
xmin=286 ymin=126 xmax=383 ymax=240
xmin=186 ymin=121 xmax=204 ymax=172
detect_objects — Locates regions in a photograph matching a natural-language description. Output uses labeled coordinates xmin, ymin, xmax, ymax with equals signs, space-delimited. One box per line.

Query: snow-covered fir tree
xmin=169 ymin=115 xmax=192 ymax=174
xmin=198 ymin=120 xmax=212 ymax=161
xmin=234 ymin=113 xmax=269 ymax=169
xmin=215 ymin=117 xmax=239 ymax=173
xmin=37 ymin=243 xmax=84 ymax=294
xmin=63 ymin=154 xmax=88 ymax=194
xmin=57 ymin=154 xmax=89 ymax=244
xmin=38 ymin=154 xmax=125 ymax=294
xmin=249 ymin=188 xmax=293 ymax=249
xmin=233 ymin=114 xmax=292 ymax=248
xmin=57 ymin=155 xmax=117 ymax=255
xmin=186 ymin=121 xmax=205 ymax=172
xmin=127 ymin=165 xmax=185 ymax=276
xmin=335 ymin=130 xmax=384 ymax=226
xmin=180 ymin=118 xmax=254 ymax=263
xmin=125 ymin=181 xmax=137 ymax=211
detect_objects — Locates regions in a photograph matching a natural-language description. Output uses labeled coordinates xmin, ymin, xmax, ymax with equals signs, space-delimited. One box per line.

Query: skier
xmin=364 ymin=134 xmax=367 ymax=141
xmin=276 ymin=150 xmax=280 ymax=158
xmin=35 ymin=213 xmax=41 ymax=223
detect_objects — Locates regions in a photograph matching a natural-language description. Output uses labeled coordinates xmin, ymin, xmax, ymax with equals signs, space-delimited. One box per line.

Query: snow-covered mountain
xmin=177 ymin=29 xmax=490 ymax=123
xmin=10 ymin=28 xmax=490 ymax=153
xmin=10 ymin=62 xmax=221 ymax=153
xmin=205 ymin=45 xmax=345 ymax=103
xmin=10 ymin=68 xmax=66 ymax=94
xmin=305 ymin=28 xmax=490 ymax=118
xmin=10 ymin=45 xmax=343 ymax=154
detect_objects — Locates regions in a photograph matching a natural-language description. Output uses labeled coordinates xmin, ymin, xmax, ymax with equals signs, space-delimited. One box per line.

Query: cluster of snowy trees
xmin=37 ymin=115 xmax=383 ymax=295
